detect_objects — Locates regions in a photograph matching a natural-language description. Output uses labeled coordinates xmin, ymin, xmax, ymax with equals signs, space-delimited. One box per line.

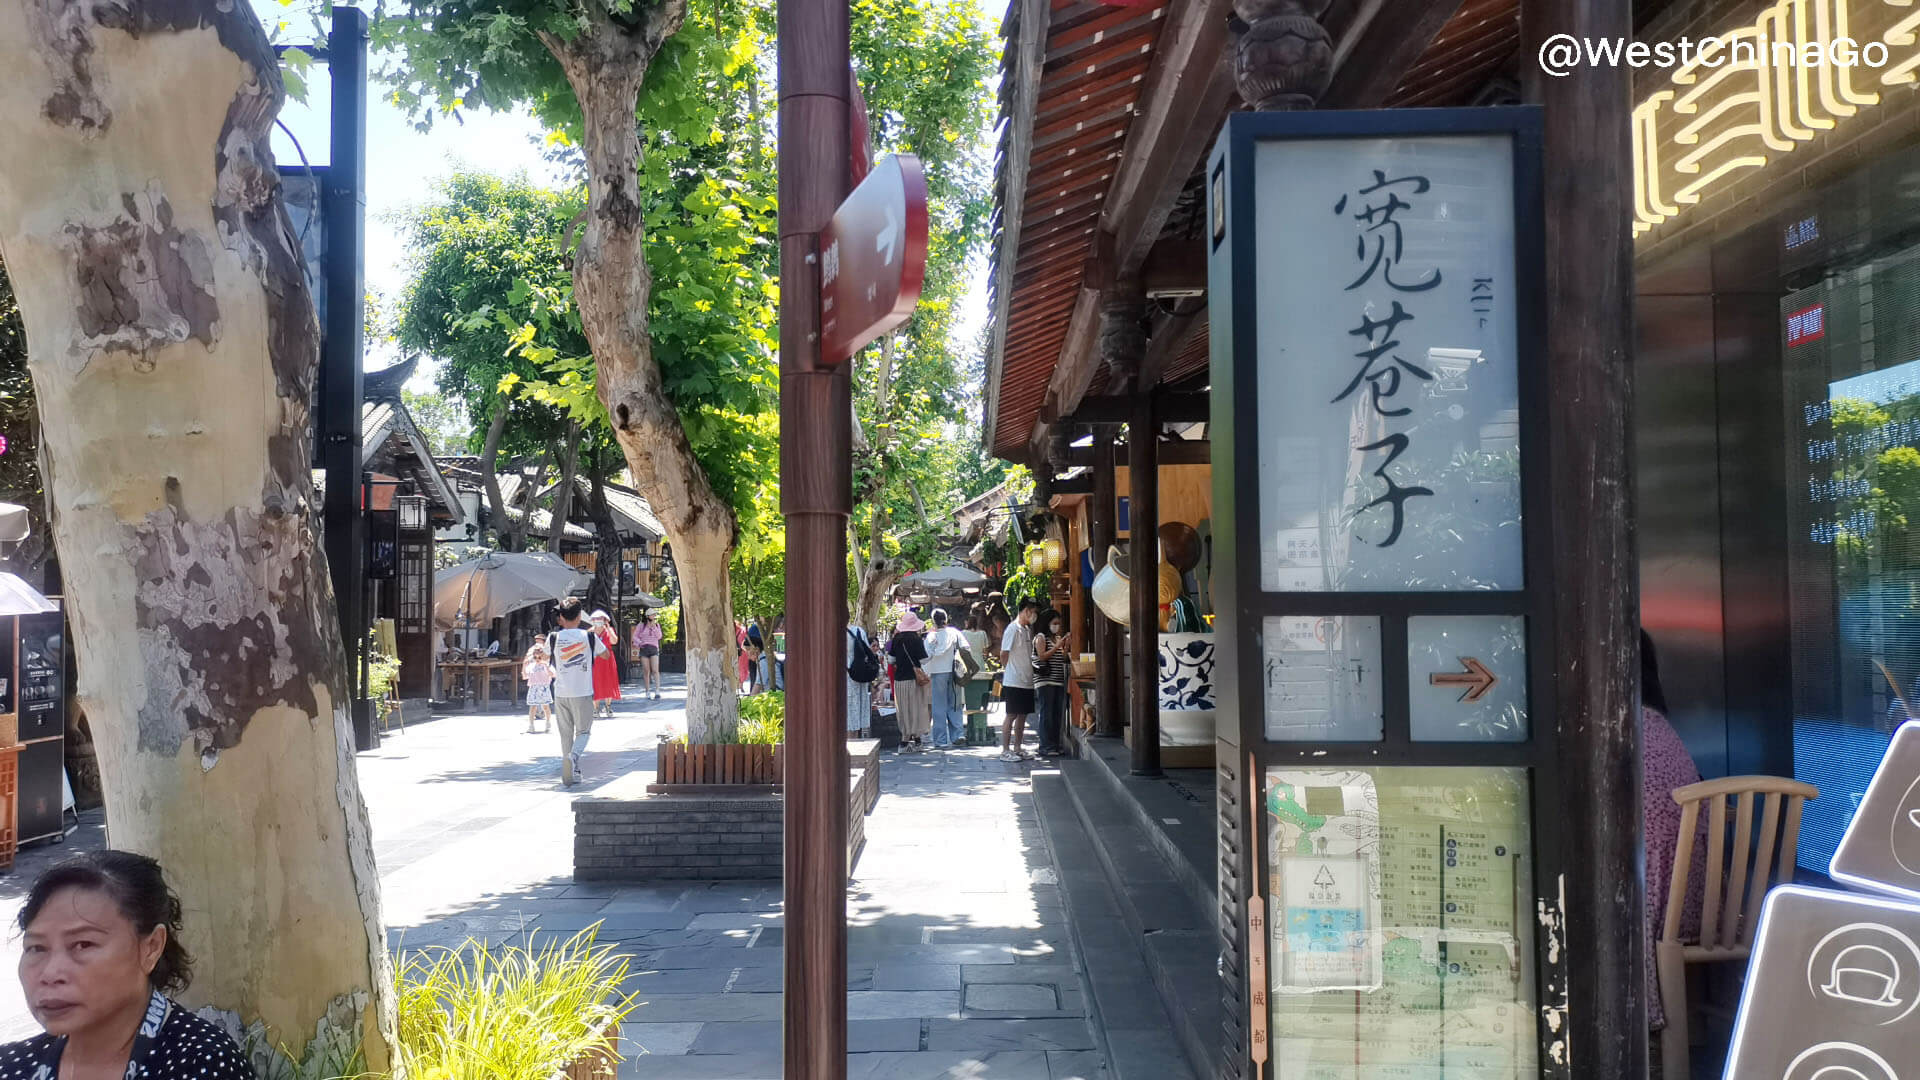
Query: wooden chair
xmin=1657 ymin=775 xmax=1818 ymax=1080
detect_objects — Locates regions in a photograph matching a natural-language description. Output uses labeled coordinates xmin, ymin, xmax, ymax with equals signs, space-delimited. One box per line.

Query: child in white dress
xmin=523 ymin=643 xmax=556 ymax=734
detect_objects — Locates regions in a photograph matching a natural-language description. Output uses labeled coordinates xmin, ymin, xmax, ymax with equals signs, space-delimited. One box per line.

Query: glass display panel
xmin=1253 ymin=135 xmax=1523 ymax=592
xmin=1265 ymin=766 xmax=1537 ymax=1077
xmin=1408 ymin=615 xmax=1529 ymax=742
xmin=1784 ymin=238 xmax=1920 ymax=872
xmin=1264 ymin=616 xmax=1385 ymax=741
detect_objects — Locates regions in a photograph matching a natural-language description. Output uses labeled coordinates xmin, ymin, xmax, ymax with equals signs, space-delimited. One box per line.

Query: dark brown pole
xmin=1128 ymin=394 xmax=1161 ymax=775
xmin=778 ymin=0 xmax=852 ymax=1072
xmin=1523 ymin=0 xmax=1644 ymax=1072
xmin=1090 ymin=427 xmax=1122 ymax=738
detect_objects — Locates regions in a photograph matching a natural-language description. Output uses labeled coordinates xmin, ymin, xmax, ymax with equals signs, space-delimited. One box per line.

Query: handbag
xmin=956 ymin=644 xmax=981 ymax=683
xmin=913 ymin=666 xmax=931 ymax=689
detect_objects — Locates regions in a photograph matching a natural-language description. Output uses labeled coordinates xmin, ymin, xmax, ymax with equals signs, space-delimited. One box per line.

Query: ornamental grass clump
xmin=392 ymin=926 xmax=638 ymax=1080
xmin=737 ymin=691 xmax=785 ymax=745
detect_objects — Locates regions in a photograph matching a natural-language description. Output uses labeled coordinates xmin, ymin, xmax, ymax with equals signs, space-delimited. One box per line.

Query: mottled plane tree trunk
xmin=0 ymin=1 xmax=393 ymax=1067
xmin=539 ymin=5 xmax=742 ymax=742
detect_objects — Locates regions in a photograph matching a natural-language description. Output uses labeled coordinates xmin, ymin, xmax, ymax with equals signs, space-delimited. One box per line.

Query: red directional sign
xmin=820 ymin=153 xmax=928 ymax=365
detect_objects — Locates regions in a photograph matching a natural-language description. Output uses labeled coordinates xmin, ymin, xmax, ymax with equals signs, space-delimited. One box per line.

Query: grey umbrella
xmin=896 ymin=564 xmax=989 ymax=591
xmin=433 ymin=552 xmax=589 ymax=630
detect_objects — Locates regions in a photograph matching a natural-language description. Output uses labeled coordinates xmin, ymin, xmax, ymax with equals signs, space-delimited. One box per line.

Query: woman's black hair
xmin=1640 ymin=628 xmax=1669 ymax=716
xmin=19 ymin=850 xmax=192 ymax=995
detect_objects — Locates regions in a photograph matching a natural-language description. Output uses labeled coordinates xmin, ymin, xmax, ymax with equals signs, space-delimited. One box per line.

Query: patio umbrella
xmin=433 ymin=552 xmax=588 ymax=630
xmin=0 ymin=573 xmax=56 ymax=616
xmin=0 ymin=503 xmax=29 ymax=544
xmin=897 ymin=564 xmax=988 ymax=591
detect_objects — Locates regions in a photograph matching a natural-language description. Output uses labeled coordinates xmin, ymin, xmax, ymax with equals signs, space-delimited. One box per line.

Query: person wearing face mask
xmin=2 ymin=851 xmax=252 ymax=1079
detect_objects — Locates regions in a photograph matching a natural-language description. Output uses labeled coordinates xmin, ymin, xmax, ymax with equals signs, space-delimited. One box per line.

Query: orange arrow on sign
xmin=1430 ymin=656 xmax=1498 ymax=703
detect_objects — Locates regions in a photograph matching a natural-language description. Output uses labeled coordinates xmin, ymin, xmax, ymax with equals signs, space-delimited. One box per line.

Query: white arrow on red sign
xmin=820 ymin=153 xmax=928 ymax=365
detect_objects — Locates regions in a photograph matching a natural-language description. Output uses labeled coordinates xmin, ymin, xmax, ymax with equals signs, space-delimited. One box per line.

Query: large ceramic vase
xmin=1158 ymin=632 xmax=1216 ymax=746
xmin=1091 ymin=545 xmax=1132 ymax=625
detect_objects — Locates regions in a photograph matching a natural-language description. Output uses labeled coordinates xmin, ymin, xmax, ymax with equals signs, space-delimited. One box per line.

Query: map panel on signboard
xmin=1265 ymin=766 xmax=1537 ymax=1076
xmin=1725 ymin=886 xmax=1920 ymax=1080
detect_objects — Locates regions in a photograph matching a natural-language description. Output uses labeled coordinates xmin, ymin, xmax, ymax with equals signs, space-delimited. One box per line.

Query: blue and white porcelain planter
xmin=1157 ymin=632 xmax=1216 ymax=747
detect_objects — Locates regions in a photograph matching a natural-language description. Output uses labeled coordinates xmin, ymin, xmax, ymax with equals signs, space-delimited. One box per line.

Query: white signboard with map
xmin=1266 ymin=766 xmax=1537 ymax=1076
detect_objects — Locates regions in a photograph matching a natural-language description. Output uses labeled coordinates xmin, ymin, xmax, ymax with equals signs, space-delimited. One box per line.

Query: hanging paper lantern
xmin=1042 ymin=537 xmax=1066 ymax=572
xmin=1025 ymin=546 xmax=1048 ymax=575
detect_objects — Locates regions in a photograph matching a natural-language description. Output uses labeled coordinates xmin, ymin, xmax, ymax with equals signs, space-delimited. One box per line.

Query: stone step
xmin=1056 ymin=759 xmax=1222 ymax=1080
xmin=1033 ymin=773 xmax=1197 ymax=1080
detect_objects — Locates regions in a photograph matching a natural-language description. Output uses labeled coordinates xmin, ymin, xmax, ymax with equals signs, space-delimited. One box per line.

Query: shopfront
xmin=1633 ymin=0 xmax=1920 ymax=873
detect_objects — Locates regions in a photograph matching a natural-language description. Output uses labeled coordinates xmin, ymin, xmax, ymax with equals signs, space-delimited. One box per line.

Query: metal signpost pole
xmin=778 ymin=0 xmax=853 ymax=1074
xmin=322 ymin=6 xmax=371 ymax=750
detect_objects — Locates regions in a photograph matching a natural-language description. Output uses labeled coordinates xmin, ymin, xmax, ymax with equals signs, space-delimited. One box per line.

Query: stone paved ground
xmin=0 ymin=678 xmax=1104 ymax=1079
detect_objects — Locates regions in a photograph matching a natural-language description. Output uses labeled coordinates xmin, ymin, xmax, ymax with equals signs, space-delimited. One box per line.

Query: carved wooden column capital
xmin=1230 ymin=0 xmax=1335 ymax=111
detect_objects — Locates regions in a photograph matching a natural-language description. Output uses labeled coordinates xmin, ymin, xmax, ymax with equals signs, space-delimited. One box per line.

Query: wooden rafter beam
xmin=1067 ymin=392 xmax=1208 ymax=426
xmin=1324 ymin=0 xmax=1466 ymax=105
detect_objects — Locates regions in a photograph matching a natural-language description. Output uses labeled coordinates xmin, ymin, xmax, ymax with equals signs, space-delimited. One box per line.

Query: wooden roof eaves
xmin=1044 ymin=5 xmax=1163 ymax=58
xmin=984 ymin=0 xmax=1053 ymax=453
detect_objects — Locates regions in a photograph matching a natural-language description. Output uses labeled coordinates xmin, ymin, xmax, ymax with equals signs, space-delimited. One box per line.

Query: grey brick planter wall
xmin=573 ymin=741 xmax=881 ymax=881
xmin=575 ymin=784 xmax=784 ymax=880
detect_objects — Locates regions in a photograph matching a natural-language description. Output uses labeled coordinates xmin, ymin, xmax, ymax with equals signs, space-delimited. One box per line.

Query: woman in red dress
xmin=589 ymin=610 xmax=622 ymax=717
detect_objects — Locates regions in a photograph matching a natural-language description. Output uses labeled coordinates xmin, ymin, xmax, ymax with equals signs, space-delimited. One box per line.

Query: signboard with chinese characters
xmin=1208 ymin=109 xmax=1556 ymax=1079
xmin=1252 ymin=134 xmax=1522 ymax=592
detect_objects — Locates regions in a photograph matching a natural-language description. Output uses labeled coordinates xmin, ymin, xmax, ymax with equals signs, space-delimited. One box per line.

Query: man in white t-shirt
xmin=998 ymin=601 xmax=1038 ymax=762
xmin=547 ymin=598 xmax=606 ymax=786
xmin=922 ymin=610 xmax=968 ymax=749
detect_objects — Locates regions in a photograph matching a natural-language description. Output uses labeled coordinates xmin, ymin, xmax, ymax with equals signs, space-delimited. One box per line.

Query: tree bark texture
xmin=540 ymin=8 xmax=741 ymax=741
xmin=478 ymin=396 xmax=518 ymax=549
xmin=547 ymin=421 xmax=582 ymax=556
xmin=0 ymin=0 xmax=393 ymax=1066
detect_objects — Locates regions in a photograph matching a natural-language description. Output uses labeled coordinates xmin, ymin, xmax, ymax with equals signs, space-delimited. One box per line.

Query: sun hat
xmin=590 ymin=609 xmax=612 ymax=623
xmin=897 ymin=610 xmax=927 ymax=633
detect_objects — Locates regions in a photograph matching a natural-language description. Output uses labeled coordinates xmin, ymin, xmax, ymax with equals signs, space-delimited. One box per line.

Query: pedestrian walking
xmin=923 ymin=610 xmax=967 ymax=748
xmin=847 ymin=621 xmax=880 ymax=736
xmin=589 ymin=610 xmax=621 ymax=717
xmin=523 ymin=642 xmax=555 ymax=734
xmin=3 ymin=852 xmax=253 ymax=1079
xmin=548 ymin=598 xmax=605 ymax=786
xmin=890 ymin=610 xmax=932 ymax=752
xmin=1033 ymin=609 xmax=1071 ymax=757
xmin=998 ymin=600 xmax=1038 ymax=762
xmin=631 ymin=609 xmax=664 ymax=700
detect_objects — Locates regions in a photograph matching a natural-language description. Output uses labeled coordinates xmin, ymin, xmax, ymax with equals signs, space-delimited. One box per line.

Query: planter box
xmin=559 ymin=1021 xmax=619 ymax=1080
xmin=574 ymin=741 xmax=882 ymax=882
xmin=649 ymin=741 xmax=782 ymax=793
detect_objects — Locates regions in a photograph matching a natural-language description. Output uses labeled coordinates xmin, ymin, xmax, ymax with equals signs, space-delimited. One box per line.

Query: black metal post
xmin=321 ymin=6 xmax=371 ymax=750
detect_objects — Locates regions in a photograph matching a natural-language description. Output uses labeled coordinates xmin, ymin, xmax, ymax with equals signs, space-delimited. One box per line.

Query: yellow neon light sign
xmin=1633 ymin=0 xmax=1919 ymax=238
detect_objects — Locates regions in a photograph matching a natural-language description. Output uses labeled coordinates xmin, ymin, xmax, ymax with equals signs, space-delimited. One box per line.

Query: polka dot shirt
xmin=0 ymin=993 xmax=254 ymax=1079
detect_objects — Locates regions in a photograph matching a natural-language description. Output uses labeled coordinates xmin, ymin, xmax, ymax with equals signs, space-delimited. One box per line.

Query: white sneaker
xmin=998 ymin=750 xmax=1021 ymax=763
xmin=570 ymin=753 xmax=582 ymax=778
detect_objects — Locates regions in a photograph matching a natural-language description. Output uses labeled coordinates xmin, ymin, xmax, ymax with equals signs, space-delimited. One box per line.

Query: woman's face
xmin=1046 ymin=616 xmax=1063 ymax=636
xmin=20 ymin=887 xmax=164 ymax=1037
